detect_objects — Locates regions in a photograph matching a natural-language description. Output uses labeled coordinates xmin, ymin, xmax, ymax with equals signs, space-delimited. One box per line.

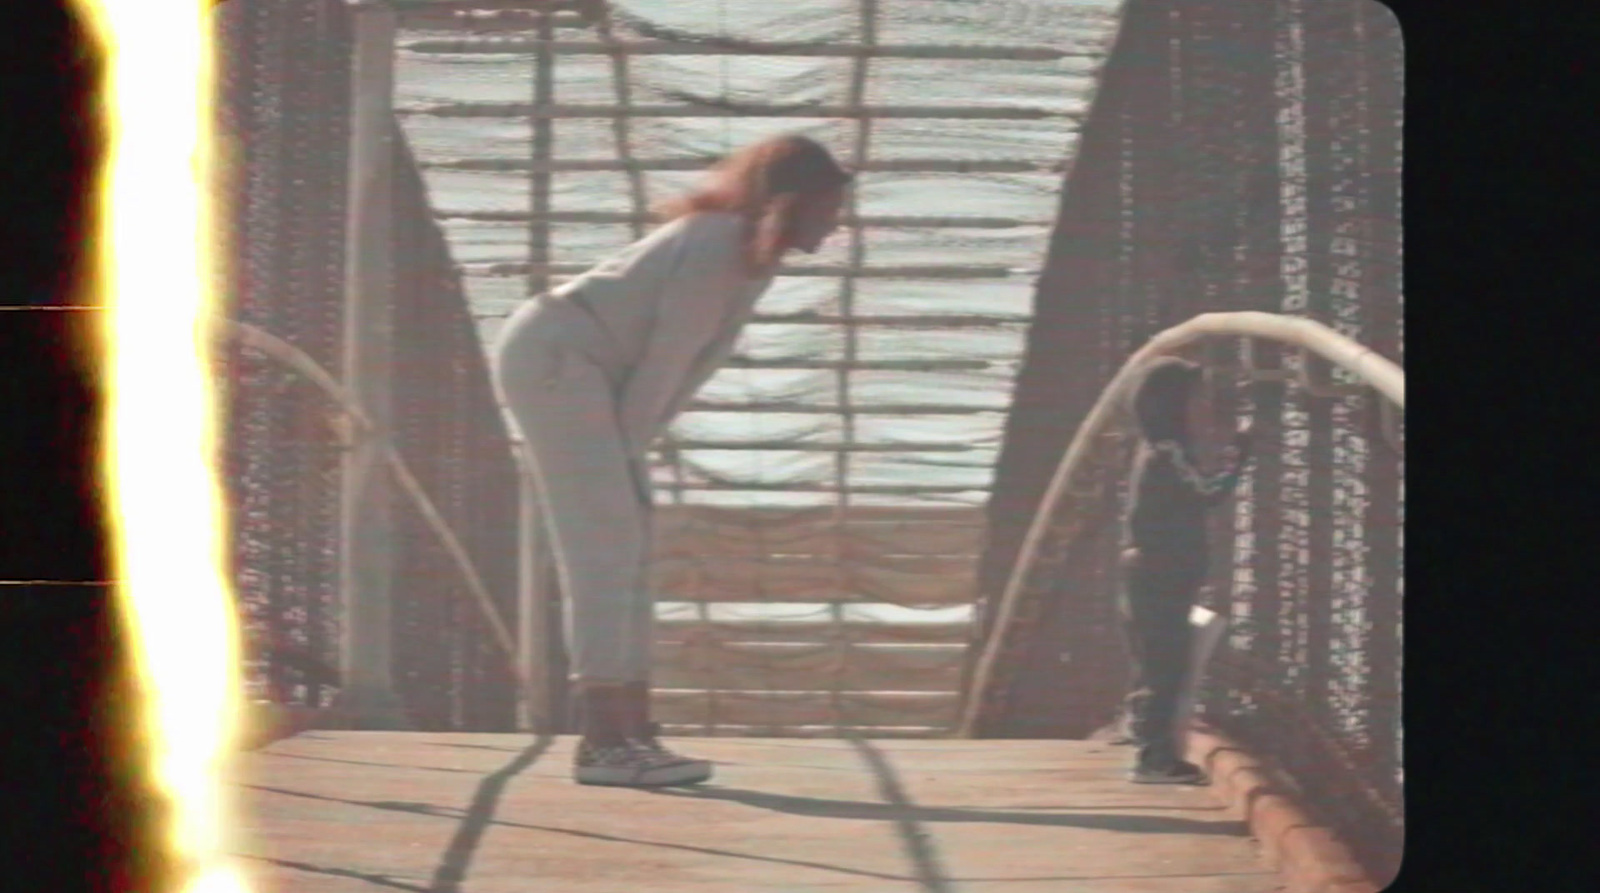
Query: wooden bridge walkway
xmin=234 ymin=731 xmax=1281 ymax=893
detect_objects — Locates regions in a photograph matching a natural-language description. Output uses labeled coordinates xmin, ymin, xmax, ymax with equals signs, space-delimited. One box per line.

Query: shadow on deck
xmin=234 ymin=732 xmax=1281 ymax=893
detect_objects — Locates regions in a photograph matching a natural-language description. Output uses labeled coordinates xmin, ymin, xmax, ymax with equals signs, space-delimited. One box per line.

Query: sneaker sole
xmin=1127 ymin=772 xmax=1208 ymax=785
xmin=575 ymin=760 xmax=713 ymax=787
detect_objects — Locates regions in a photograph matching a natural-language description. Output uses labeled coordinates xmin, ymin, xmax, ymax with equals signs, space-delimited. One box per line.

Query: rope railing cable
xmin=217 ymin=318 xmax=532 ymax=703
xmin=955 ymin=311 xmax=1403 ymax=737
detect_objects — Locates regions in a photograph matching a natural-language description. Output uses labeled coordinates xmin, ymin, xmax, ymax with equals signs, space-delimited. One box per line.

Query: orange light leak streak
xmin=74 ymin=1 xmax=248 ymax=891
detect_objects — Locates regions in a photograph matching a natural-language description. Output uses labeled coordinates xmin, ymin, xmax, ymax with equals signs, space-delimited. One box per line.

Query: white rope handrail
xmin=956 ymin=311 xmax=1403 ymax=737
xmin=217 ymin=319 xmax=530 ymax=701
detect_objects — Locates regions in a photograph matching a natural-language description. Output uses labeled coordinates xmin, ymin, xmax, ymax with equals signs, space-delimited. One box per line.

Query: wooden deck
xmin=234 ymin=732 xmax=1282 ymax=893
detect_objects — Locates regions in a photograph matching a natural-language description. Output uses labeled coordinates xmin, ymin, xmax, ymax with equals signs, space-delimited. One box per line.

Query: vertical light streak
xmin=76 ymin=1 xmax=247 ymax=890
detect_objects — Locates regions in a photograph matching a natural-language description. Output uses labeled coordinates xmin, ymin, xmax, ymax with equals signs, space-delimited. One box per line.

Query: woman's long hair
xmin=655 ymin=134 xmax=853 ymax=272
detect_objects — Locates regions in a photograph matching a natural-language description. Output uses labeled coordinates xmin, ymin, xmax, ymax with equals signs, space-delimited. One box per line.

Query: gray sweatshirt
xmin=546 ymin=210 xmax=773 ymax=460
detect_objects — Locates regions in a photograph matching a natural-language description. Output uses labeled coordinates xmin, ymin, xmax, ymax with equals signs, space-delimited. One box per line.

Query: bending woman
xmin=492 ymin=134 xmax=851 ymax=787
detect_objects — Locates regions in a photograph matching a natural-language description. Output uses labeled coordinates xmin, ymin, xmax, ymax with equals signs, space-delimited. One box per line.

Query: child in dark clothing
xmin=1118 ymin=356 xmax=1253 ymax=784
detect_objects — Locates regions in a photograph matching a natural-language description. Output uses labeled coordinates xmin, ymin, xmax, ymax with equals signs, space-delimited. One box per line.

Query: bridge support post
xmin=332 ymin=0 xmax=409 ymax=730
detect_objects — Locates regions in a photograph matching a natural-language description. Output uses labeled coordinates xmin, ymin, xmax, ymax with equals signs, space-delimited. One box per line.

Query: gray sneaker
xmin=1129 ymin=759 xmax=1208 ymax=785
xmin=629 ymin=723 xmax=713 ymax=785
xmin=573 ymin=737 xmax=712 ymax=787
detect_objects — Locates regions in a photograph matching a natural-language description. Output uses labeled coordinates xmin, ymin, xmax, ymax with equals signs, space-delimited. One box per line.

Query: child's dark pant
xmin=1117 ymin=547 xmax=1204 ymax=768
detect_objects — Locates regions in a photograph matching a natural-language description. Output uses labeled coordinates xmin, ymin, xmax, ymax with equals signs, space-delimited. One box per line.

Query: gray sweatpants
xmin=492 ymin=298 xmax=656 ymax=684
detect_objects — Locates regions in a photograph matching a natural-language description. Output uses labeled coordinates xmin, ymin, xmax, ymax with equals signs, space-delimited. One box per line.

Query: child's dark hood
xmin=1127 ymin=356 xmax=1202 ymax=443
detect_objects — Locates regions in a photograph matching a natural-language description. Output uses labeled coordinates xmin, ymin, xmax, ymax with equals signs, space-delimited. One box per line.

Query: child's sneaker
xmin=1108 ymin=715 xmax=1139 ymax=746
xmin=1129 ymin=758 xmax=1208 ymax=785
xmin=573 ymin=737 xmax=712 ymax=787
xmin=1093 ymin=714 xmax=1139 ymax=746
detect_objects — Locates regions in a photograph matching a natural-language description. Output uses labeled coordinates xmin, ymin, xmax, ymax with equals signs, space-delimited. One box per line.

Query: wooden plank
xmin=389 ymin=0 xmax=581 ymax=9
xmin=657 ymin=505 xmax=981 ymax=526
xmin=654 ymin=618 xmax=972 ymax=646
xmin=655 ymin=522 xmax=985 ymax=559
xmin=654 ymin=553 xmax=978 ymax=576
xmin=745 ymin=313 xmax=1032 ymax=326
xmin=653 ymin=641 xmax=966 ymax=693
xmin=655 ymin=723 xmax=947 ymax=738
xmin=654 ymin=505 xmax=987 ymax=556
xmin=398 ymin=38 xmax=1100 ymax=61
xmin=437 ymin=207 xmax=1051 ymax=228
xmin=401 ymin=102 xmax=1081 ymax=121
xmin=467 ymin=261 xmax=1020 ymax=279
xmin=662 ymin=439 xmax=979 ymax=453
xmin=662 ymin=482 xmax=990 ymax=495
xmin=720 ymin=357 xmax=992 ymax=372
xmin=844 ymin=692 xmax=961 ymax=727
xmin=684 ymin=400 xmax=1006 ymax=414
xmin=425 ymin=158 xmax=1066 ymax=175
xmin=398 ymin=10 xmax=590 ymax=29
xmin=651 ymin=555 xmax=978 ymax=604
xmin=651 ymin=690 xmax=960 ymax=728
